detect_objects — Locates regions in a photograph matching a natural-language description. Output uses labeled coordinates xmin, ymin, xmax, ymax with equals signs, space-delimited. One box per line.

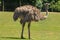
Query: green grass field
xmin=0 ymin=12 xmax=60 ymax=40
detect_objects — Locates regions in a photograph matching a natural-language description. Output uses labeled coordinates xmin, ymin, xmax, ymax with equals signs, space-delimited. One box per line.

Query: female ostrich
xmin=13 ymin=4 xmax=48 ymax=39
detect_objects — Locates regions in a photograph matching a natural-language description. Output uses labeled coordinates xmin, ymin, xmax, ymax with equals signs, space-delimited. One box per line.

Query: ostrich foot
xmin=21 ymin=37 xmax=26 ymax=39
xmin=29 ymin=37 xmax=31 ymax=39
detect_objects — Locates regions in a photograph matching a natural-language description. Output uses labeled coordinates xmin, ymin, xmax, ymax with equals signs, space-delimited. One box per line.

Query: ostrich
xmin=13 ymin=4 xmax=49 ymax=39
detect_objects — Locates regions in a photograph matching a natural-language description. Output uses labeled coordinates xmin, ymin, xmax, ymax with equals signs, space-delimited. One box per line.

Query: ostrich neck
xmin=46 ymin=5 xmax=48 ymax=16
xmin=46 ymin=9 xmax=48 ymax=16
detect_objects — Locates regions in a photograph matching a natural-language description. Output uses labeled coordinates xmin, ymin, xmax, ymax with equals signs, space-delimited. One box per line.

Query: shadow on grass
xmin=0 ymin=37 xmax=26 ymax=39
xmin=0 ymin=37 xmax=33 ymax=40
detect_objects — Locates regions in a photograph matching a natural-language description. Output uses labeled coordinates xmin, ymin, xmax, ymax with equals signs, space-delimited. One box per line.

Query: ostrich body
xmin=13 ymin=5 xmax=48 ymax=39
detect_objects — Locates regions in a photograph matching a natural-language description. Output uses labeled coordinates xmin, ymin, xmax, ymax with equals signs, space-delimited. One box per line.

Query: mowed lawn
xmin=0 ymin=12 xmax=60 ymax=40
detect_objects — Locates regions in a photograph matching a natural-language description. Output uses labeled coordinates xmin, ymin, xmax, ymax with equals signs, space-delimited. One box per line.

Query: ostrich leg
xmin=21 ymin=22 xmax=25 ymax=39
xmin=28 ymin=22 xmax=31 ymax=39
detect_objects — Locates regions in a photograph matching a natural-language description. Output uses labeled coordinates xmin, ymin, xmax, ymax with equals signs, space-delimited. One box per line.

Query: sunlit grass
xmin=0 ymin=12 xmax=60 ymax=40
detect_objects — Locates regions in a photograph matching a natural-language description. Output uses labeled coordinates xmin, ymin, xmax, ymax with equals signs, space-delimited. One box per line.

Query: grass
xmin=0 ymin=12 xmax=60 ymax=40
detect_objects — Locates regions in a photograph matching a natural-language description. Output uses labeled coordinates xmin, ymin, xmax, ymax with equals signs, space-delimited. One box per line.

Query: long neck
xmin=45 ymin=3 xmax=49 ymax=16
xmin=46 ymin=9 xmax=48 ymax=16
